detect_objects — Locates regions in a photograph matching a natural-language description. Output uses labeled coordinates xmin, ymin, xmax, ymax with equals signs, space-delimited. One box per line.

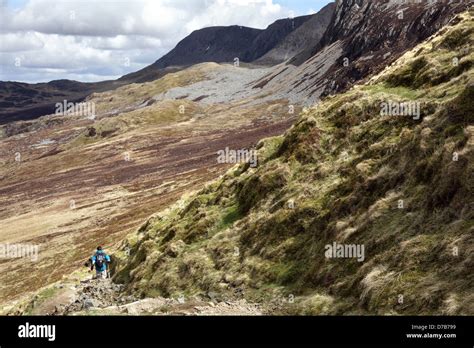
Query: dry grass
xmin=114 ymin=11 xmax=474 ymax=315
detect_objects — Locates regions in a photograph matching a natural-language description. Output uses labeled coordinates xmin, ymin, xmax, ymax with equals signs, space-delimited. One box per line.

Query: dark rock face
xmin=153 ymin=26 xmax=263 ymax=68
xmin=257 ymin=3 xmax=336 ymax=65
xmin=290 ymin=0 xmax=472 ymax=96
xmin=322 ymin=0 xmax=470 ymax=61
xmin=129 ymin=14 xmax=315 ymax=77
xmin=242 ymin=15 xmax=316 ymax=62
xmin=124 ymin=7 xmax=337 ymax=84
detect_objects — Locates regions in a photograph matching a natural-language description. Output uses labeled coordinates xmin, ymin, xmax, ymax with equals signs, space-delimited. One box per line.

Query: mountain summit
xmin=121 ymin=5 xmax=336 ymax=83
xmin=0 ymin=5 xmax=335 ymax=123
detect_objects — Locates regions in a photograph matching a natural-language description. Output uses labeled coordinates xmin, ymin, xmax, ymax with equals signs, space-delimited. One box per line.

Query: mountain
xmin=252 ymin=0 xmax=471 ymax=105
xmin=157 ymin=26 xmax=262 ymax=66
xmin=155 ymin=18 xmax=317 ymax=67
xmin=3 ymin=0 xmax=469 ymax=125
xmin=1 ymin=2 xmax=473 ymax=316
xmin=0 ymin=10 xmax=332 ymax=124
xmin=256 ymin=3 xmax=336 ymax=65
xmin=311 ymin=0 xmax=473 ymax=94
xmin=111 ymin=9 xmax=474 ymax=315
xmin=119 ymin=14 xmax=323 ymax=83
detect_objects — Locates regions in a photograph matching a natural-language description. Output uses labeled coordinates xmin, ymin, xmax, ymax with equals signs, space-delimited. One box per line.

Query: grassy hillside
xmin=114 ymin=10 xmax=473 ymax=315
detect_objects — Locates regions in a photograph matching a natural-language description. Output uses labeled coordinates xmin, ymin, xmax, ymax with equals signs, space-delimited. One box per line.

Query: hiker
xmin=90 ymin=246 xmax=111 ymax=279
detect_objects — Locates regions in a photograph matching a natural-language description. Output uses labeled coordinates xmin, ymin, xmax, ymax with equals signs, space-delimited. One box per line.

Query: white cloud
xmin=0 ymin=0 xmax=292 ymax=82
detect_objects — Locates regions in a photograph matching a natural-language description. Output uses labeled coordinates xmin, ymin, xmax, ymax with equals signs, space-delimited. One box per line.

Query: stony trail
xmin=29 ymin=278 xmax=263 ymax=316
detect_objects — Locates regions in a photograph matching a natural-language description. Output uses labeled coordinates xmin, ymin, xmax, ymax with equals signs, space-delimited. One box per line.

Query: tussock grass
xmin=114 ymin=11 xmax=474 ymax=315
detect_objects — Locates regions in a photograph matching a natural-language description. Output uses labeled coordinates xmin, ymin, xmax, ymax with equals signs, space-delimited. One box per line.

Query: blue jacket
xmin=91 ymin=250 xmax=110 ymax=271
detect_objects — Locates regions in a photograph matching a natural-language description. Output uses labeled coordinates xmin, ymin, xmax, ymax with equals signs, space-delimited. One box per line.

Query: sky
xmin=0 ymin=0 xmax=333 ymax=83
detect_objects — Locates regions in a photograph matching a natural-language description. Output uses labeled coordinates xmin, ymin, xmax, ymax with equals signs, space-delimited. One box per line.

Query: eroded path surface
xmin=10 ymin=277 xmax=263 ymax=316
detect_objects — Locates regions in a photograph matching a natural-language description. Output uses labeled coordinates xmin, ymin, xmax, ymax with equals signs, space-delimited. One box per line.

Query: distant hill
xmin=119 ymin=13 xmax=322 ymax=83
xmin=0 ymin=9 xmax=333 ymax=124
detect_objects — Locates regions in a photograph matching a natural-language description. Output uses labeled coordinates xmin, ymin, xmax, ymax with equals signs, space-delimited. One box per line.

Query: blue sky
xmin=276 ymin=0 xmax=333 ymax=15
xmin=0 ymin=0 xmax=334 ymax=82
xmin=4 ymin=0 xmax=27 ymax=9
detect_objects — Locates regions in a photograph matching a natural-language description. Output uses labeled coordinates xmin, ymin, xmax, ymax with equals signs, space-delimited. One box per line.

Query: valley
xmin=0 ymin=0 xmax=472 ymax=316
xmin=0 ymin=62 xmax=299 ymax=308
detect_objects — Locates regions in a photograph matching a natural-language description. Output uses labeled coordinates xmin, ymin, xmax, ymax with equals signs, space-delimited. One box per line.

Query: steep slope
xmin=141 ymin=26 xmax=263 ymax=69
xmin=254 ymin=0 xmax=471 ymax=105
xmin=257 ymin=2 xmax=336 ymax=65
xmin=121 ymin=15 xmax=315 ymax=83
xmin=113 ymin=10 xmax=473 ymax=315
xmin=0 ymin=61 xmax=302 ymax=307
xmin=0 ymin=12 xmax=318 ymax=123
xmin=242 ymin=15 xmax=314 ymax=62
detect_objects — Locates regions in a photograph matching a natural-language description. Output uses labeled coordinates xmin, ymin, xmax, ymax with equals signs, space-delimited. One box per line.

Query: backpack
xmin=95 ymin=253 xmax=106 ymax=268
